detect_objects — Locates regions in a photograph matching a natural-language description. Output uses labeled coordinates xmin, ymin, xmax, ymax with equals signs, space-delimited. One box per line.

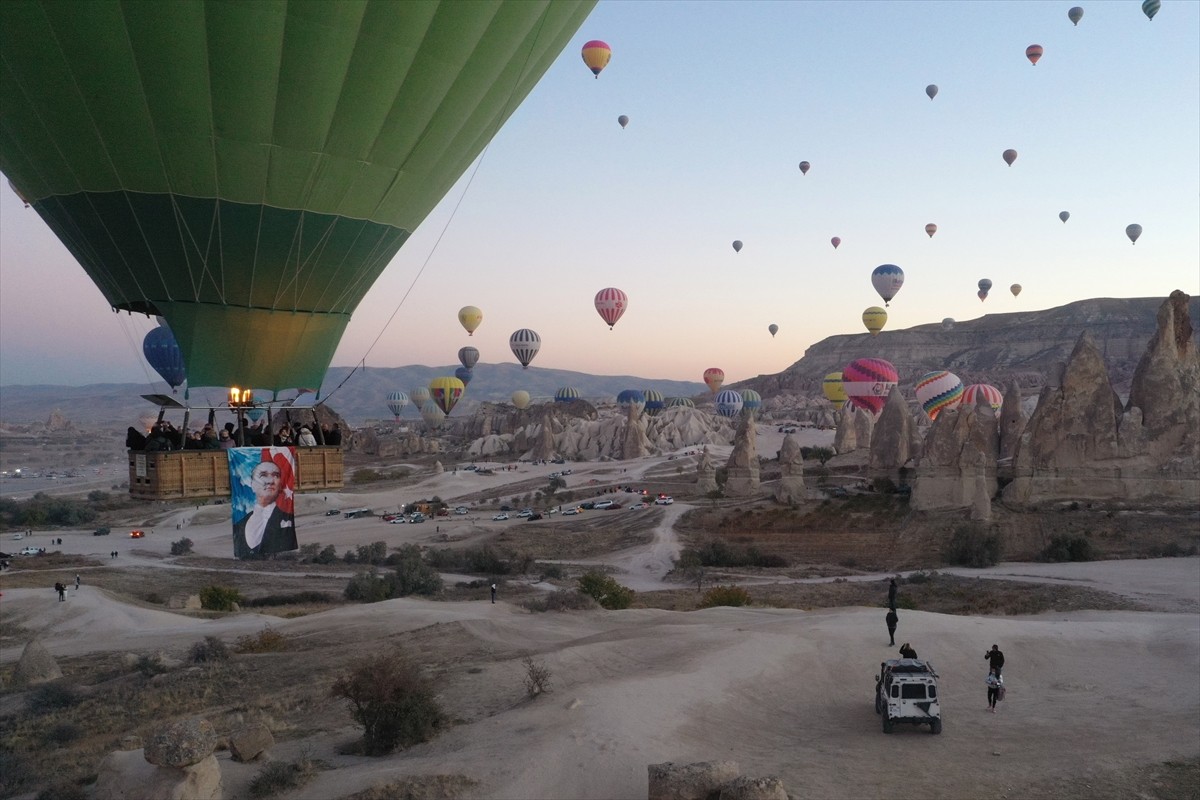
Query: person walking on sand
xmin=986 ymin=667 xmax=1003 ymax=712
xmin=490 ymin=583 xmax=497 ymax=604
xmin=887 ymin=577 xmax=898 ymax=611
xmin=885 ymin=609 xmax=898 ymax=646
xmin=55 ymin=582 xmax=66 ymax=601
xmin=985 ymin=644 xmax=1005 ymax=677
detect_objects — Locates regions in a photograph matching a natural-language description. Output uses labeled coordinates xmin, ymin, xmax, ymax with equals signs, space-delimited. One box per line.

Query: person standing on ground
xmin=986 ymin=667 xmax=1003 ymax=712
xmin=490 ymin=583 xmax=497 ymax=604
xmin=75 ymin=574 xmax=81 ymax=591
xmin=985 ymin=644 xmax=1005 ymax=676
xmin=55 ymin=582 xmax=66 ymax=601
xmin=887 ymin=578 xmax=898 ymax=611
xmin=899 ymin=642 xmax=918 ymax=659
xmin=885 ymin=609 xmax=898 ymax=646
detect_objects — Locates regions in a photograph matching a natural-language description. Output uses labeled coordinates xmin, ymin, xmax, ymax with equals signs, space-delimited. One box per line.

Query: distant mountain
xmin=737 ymin=295 xmax=1199 ymax=397
xmin=0 ymin=364 xmax=707 ymax=428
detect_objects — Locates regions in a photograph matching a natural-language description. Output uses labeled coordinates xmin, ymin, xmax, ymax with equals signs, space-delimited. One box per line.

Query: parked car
xmin=492 ymin=512 xmax=510 ymax=521
xmin=593 ymin=500 xmax=614 ymax=509
xmin=129 ymin=530 xmax=145 ymax=538
xmin=526 ymin=513 xmax=543 ymax=521
xmin=388 ymin=517 xmax=406 ymax=524
xmin=409 ymin=513 xmax=426 ymax=523
xmin=381 ymin=514 xmax=399 ymax=522
xmin=629 ymin=502 xmax=649 ymax=510
xmin=561 ymin=507 xmax=581 ymax=516
xmin=655 ymin=496 xmax=674 ymax=505
xmin=516 ymin=509 xmax=534 ymax=518
xmin=561 ymin=469 xmax=573 ymax=475
xmin=325 ymin=509 xmax=341 ymax=516
xmin=19 ymin=546 xmax=41 ymax=556
xmin=454 ymin=507 xmax=469 ymax=515
xmin=876 ymin=658 xmax=942 ymax=735
xmin=10 ymin=533 xmax=24 ymax=540
xmin=827 ymin=487 xmax=849 ymax=498
xmin=92 ymin=527 xmax=111 ymax=536
xmin=500 ymin=505 xmax=513 ymax=512
xmin=580 ymin=502 xmax=596 ymax=510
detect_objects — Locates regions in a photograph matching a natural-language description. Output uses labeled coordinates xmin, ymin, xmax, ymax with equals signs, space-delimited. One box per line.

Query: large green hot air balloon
xmin=0 ymin=1 xmax=593 ymax=392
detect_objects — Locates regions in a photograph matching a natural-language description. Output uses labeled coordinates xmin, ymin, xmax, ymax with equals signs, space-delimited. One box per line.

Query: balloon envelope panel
xmin=842 ymin=358 xmax=898 ymax=415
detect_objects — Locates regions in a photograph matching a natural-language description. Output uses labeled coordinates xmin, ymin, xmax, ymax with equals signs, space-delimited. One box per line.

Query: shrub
xmin=235 ymin=627 xmax=288 ymax=653
xmin=679 ymin=540 xmax=789 ymax=569
xmin=521 ymin=656 xmax=552 ymax=698
xmin=35 ymin=783 xmax=86 ymax=800
xmin=298 ymin=542 xmax=321 ymax=561
xmin=699 ymin=585 xmax=752 ymax=608
xmin=577 ymin=571 xmax=634 ymax=610
xmin=189 ymin=636 xmax=230 ymax=663
xmin=316 ymin=545 xmax=339 ymax=565
xmin=27 ymin=683 xmax=79 ymax=713
xmin=329 ymin=650 xmax=444 ymax=755
xmin=170 ymin=537 xmax=194 ymax=556
xmin=41 ymin=722 xmax=81 ymax=746
xmin=345 ymin=570 xmax=400 ymax=603
xmin=538 ymin=563 xmax=564 ymax=581
xmin=425 ymin=545 xmax=511 ymax=575
xmin=244 ymin=591 xmax=336 ymax=607
xmin=904 ymin=571 xmax=936 ymax=585
xmin=392 ymin=546 xmax=443 ymax=597
xmin=943 ymin=525 xmax=1003 ymax=568
xmin=248 ymin=757 xmax=317 ymax=798
xmin=522 ymin=590 xmax=599 ymax=613
xmin=356 ymin=541 xmax=389 ymax=565
xmin=1041 ymin=534 xmax=1095 ymax=562
xmin=135 ymin=654 xmax=170 ymax=677
xmin=199 ymin=585 xmax=242 ymax=611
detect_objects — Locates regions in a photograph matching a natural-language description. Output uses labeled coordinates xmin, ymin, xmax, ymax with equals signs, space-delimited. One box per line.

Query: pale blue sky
xmin=2 ymin=0 xmax=1197 ymax=389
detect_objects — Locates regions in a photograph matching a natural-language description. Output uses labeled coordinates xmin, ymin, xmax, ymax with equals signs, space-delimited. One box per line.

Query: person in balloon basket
xmin=233 ymin=460 xmax=296 ymax=559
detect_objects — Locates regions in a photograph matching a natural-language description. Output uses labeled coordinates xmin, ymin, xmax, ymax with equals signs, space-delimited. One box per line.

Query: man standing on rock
xmin=885 ymin=609 xmax=898 ymax=646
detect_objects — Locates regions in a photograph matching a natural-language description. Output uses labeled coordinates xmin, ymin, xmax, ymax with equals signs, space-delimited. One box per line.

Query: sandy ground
xmin=2 ymin=427 xmax=1198 ymax=799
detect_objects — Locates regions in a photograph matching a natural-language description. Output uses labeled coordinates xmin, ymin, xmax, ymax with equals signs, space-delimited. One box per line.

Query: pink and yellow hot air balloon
xmin=581 ymin=40 xmax=611 ymax=78
xmin=594 ymin=287 xmax=628 ymax=329
xmin=1026 ymin=44 xmax=1043 ymax=65
xmin=703 ymin=368 xmax=725 ymax=393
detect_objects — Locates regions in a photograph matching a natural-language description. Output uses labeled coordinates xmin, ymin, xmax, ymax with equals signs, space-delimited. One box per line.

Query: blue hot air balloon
xmin=555 ymin=387 xmax=581 ymax=403
xmin=871 ymin=264 xmax=905 ymax=307
xmin=715 ymin=389 xmax=744 ymax=418
xmin=455 ymin=366 xmax=474 ymax=387
xmin=643 ymin=389 xmax=665 ymax=416
xmin=386 ymin=391 xmax=410 ymax=421
xmin=617 ymin=389 xmax=646 ymax=416
xmin=143 ymin=324 xmax=187 ymax=391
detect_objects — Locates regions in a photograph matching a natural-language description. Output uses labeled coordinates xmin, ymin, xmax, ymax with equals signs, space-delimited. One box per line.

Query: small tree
xmin=577 ymin=570 xmax=635 ymax=610
xmin=329 ymin=650 xmax=444 ymax=755
xmin=170 ymin=537 xmax=194 ymax=556
xmin=522 ymin=656 xmax=552 ymax=698
xmin=200 ymin=585 xmax=242 ymax=611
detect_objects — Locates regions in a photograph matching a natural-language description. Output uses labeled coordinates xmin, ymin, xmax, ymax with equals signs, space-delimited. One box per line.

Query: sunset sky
xmin=2 ymin=0 xmax=1197 ymax=390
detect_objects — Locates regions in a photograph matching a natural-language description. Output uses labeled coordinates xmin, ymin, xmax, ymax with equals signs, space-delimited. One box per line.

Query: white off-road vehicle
xmin=875 ymin=658 xmax=942 ymax=734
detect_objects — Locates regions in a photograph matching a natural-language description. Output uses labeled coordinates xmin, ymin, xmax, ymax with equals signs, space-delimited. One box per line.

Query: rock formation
xmin=144 ymin=717 xmax=217 ymax=768
xmin=1126 ymin=290 xmax=1200 ymax=454
xmin=998 ymin=381 xmax=1027 ymax=460
xmin=833 ymin=403 xmax=856 ymax=454
xmin=648 ymin=761 xmax=740 ymax=800
xmin=92 ymin=749 xmax=221 ymax=800
xmin=724 ymin=414 xmax=760 ymax=495
xmin=869 ymin=387 xmax=916 ymax=472
xmin=853 ymin=406 xmax=874 ymax=450
xmin=228 ymin=723 xmax=274 ymax=763
xmin=773 ymin=433 xmax=806 ymax=505
xmin=696 ymin=446 xmax=718 ymax=495
xmin=13 ymin=639 xmax=62 ymax=686
xmin=910 ymin=403 xmax=999 ymax=511
xmin=619 ymin=406 xmax=651 ymax=460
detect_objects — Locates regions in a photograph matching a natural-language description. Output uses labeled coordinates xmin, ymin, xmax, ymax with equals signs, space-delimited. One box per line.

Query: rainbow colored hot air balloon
xmin=915 ymin=371 xmax=964 ymax=421
xmin=714 ymin=389 xmax=743 ymax=418
xmin=458 ymin=306 xmax=483 ymax=337
xmin=862 ymin=306 xmax=888 ymax=336
xmin=0 ymin=2 xmax=592 ymax=393
xmin=429 ymin=376 xmax=465 ymax=415
xmin=581 ymin=39 xmax=611 ymax=77
xmin=822 ymin=372 xmax=847 ymax=405
xmin=842 ymin=358 xmax=898 ymax=415
xmin=594 ymin=287 xmax=628 ymax=329
xmin=703 ymin=368 xmax=725 ymax=393
xmin=555 ymin=387 xmax=581 ymax=403
xmin=962 ymin=384 xmax=1003 ymax=412
xmin=511 ymin=390 xmax=531 ymax=410
xmin=871 ymin=264 xmax=905 ymax=306
xmin=1026 ymin=44 xmax=1043 ymax=65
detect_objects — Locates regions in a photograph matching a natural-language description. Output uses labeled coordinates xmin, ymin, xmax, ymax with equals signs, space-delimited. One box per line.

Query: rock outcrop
xmin=853 ymin=406 xmax=874 ymax=450
xmin=619 ymin=407 xmax=651 ymax=460
xmin=92 ymin=749 xmax=221 ymax=800
xmin=833 ymin=403 xmax=856 ymax=454
xmin=910 ymin=403 xmax=999 ymax=511
xmin=228 ymin=723 xmax=273 ymax=763
xmin=869 ymin=387 xmax=916 ymax=473
xmin=13 ymin=639 xmax=62 ymax=686
xmin=724 ymin=414 xmax=760 ymax=496
xmin=696 ymin=447 xmax=718 ymax=495
xmin=998 ymin=381 xmax=1027 ymax=460
xmin=648 ymin=761 xmax=740 ymax=800
xmin=773 ymin=433 xmax=806 ymax=505
xmin=144 ymin=718 xmax=217 ymax=768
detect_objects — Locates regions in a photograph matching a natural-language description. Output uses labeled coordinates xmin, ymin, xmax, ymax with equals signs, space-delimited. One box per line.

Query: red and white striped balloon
xmin=594 ymin=287 xmax=628 ymax=329
xmin=962 ymin=383 xmax=1003 ymax=411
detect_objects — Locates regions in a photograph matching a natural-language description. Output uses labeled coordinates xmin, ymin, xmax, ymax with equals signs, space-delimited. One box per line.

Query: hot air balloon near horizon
xmin=1026 ymin=44 xmax=1043 ymax=65
xmin=863 ymin=307 xmax=888 ymax=336
xmin=1068 ymin=6 xmax=1084 ymax=25
xmin=831 ymin=237 xmax=842 ymax=249
xmin=429 ymin=376 xmax=465 ymax=416
xmin=978 ymin=278 xmax=993 ymax=302
xmin=942 ymin=318 xmax=956 ymax=330
xmin=822 ymin=372 xmax=847 ymax=406
xmin=925 ymin=84 xmax=938 ymax=100
xmin=768 ymin=323 xmax=779 ymax=338
xmin=842 ymin=358 xmax=898 ymax=415
xmin=458 ymin=306 xmax=483 ymax=337
xmin=643 ymin=389 xmax=665 ymax=416
xmin=871 ymin=264 xmax=905 ymax=306
xmin=1126 ymin=224 xmax=1143 ymax=244
xmin=732 ymin=240 xmax=743 ymax=253
xmin=714 ymin=389 xmax=743 ymax=418
xmin=1003 ymin=149 xmax=1018 ymax=166
xmin=509 ymin=329 xmax=541 ymax=369
xmin=1010 ymin=284 xmax=1023 ymax=297
xmin=915 ymin=370 xmax=964 ymax=421
xmin=799 ymin=161 xmax=811 ymax=175
xmin=511 ymin=390 xmax=531 ymax=410
xmin=581 ymin=39 xmax=611 ymax=77
xmin=458 ymin=347 xmax=479 ymax=370
xmin=1060 ymin=211 xmax=1071 ymax=223
xmin=143 ymin=325 xmax=187 ymax=391
xmin=419 ymin=399 xmax=445 ymax=429
xmin=555 ymin=386 xmax=581 ymax=403
xmin=617 ymin=389 xmax=646 ymax=416
xmin=0 ymin=1 xmax=593 ymax=393
xmin=666 ymin=397 xmax=695 ymax=409
xmin=454 ymin=366 xmax=473 ymax=387
xmin=594 ymin=287 xmax=629 ymax=329
xmin=386 ymin=391 xmax=409 ymax=422
xmin=410 ymin=386 xmax=430 ymax=411
xmin=925 ymin=223 xmax=938 ymax=238
xmin=740 ymin=389 xmax=762 ymax=415
xmin=703 ymin=368 xmax=725 ymax=393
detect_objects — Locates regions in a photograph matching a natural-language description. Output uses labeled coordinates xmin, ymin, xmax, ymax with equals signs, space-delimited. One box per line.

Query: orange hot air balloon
xmin=703 ymin=368 xmax=724 ymax=393
xmin=1026 ymin=44 xmax=1043 ymax=65
xmin=581 ymin=40 xmax=611 ymax=78
xmin=925 ymin=223 xmax=937 ymax=238
xmin=1003 ymin=149 xmax=1018 ymax=167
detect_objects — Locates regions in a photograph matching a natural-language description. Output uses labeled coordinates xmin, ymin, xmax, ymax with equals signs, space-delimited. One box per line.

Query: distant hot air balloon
xmin=458 ymin=346 xmax=479 ymax=370
xmin=458 ymin=306 xmax=483 ymax=336
xmin=842 ymin=358 xmax=898 ymax=415
xmin=454 ymin=366 xmax=473 ymax=386
xmin=594 ymin=287 xmax=629 ymax=329
xmin=703 ymin=368 xmax=725 ymax=393
xmin=420 ymin=399 xmax=445 ymax=428
xmin=143 ymin=325 xmax=187 ymax=391
xmin=768 ymin=323 xmax=779 ymax=338
xmin=822 ymin=372 xmax=847 ymax=405
xmin=581 ymin=40 xmax=611 ymax=77
xmin=714 ymin=389 xmax=743 ymax=418
xmin=1059 ymin=211 xmax=1070 ymax=223
xmin=643 ymin=389 xmax=665 ymax=416
xmin=978 ymin=278 xmax=993 ymax=294
xmin=871 ymin=264 xmax=905 ymax=306
xmin=925 ymin=84 xmax=938 ymax=100
xmin=617 ymin=114 xmax=629 ymax=129
xmin=410 ymin=386 xmax=430 ymax=410
xmin=732 ymin=240 xmax=743 ymax=253
xmin=740 ymin=389 xmax=762 ymax=414
xmin=915 ymin=371 xmax=965 ymax=421
xmin=1010 ymin=284 xmax=1022 ymax=297
xmin=862 ymin=306 xmax=888 ymax=336
xmin=555 ymin=387 xmax=581 ymax=403
xmin=798 ymin=161 xmax=811 ymax=175
xmin=1003 ymin=149 xmax=1018 ymax=166
xmin=1142 ymin=0 xmax=1160 ymax=20
xmin=509 ymin=329 xmax=541 ymax=369
xmin=978 ymin=290 xmax=989 ymax=302
xmin=925 ymin=223 xmax=938 ymax=238
xmin=831 ymin=236 xmax=842 ymax=249
xmin=1068 ymin=6 xmax=1084 ymax=25
xmin=1026 ymin=44 xmax=1043 ymax=65
xmin=429 ymin=376 xmax=465 ymax=415
xmin=386 ymin=391 xmax=410 ymax=421
xmin=963 ymin=383 xmax=1004 ymax=412
xmin=666 ymin=397 xmax=695 ymax=409
xmin=617 ymin=389 xmax=646 ymax=416
xmin=511 ymin=390 xmax=531 ymax=410
xmin=942 ymin=318 xmax=956 ymax=330
xmin=916 ymin=371 xmax=964 ymax=422
xmin=1126 ymin=224 xmax=1143 ymax=244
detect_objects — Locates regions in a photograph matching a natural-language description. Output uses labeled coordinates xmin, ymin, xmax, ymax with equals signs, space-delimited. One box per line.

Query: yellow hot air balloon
xmin=458 ymin=306 xmax=483 ymax=336
xmin=822 ymin=372 xmax=847 ymax=404
xmin=511 ymin=390 xmax=531 ymax=410
xmin=428 ymin=376 xmax=465 ymax=415
xmin=862 ymin=306 xmax=888 ymax=336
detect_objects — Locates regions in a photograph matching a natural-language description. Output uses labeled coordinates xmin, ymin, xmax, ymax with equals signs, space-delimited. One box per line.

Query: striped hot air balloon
xmin=555 ymin=387 xmax=581 ymax=403
xmin=842 ymin=358 xmax=899 ymax=415
xmin=594 ymin=287 xmax=628 ymax=329
xmin=962 ymin=384 xmax=1003 ymax=412
xmin=915 ymin=371 xmax=964 ymax=421
xmin=666 ymin=397 xmax=695 ymax=409
xmin=871 ymin=264 xmax=905 ymax=306
xmin=714 ymin=389 xmax=743 ymax=418
xmin=741 ymin=389 xmax=762 ymax=414
xmin=643 ymin=389 xmax=665 ymax=416
xmin=509 ymin=329 xmax=541 ymax=369
xmin=385 ymin=391 xmax=409 ymax=421
xmin=428 ymin=376 xmax=465 ymax=415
